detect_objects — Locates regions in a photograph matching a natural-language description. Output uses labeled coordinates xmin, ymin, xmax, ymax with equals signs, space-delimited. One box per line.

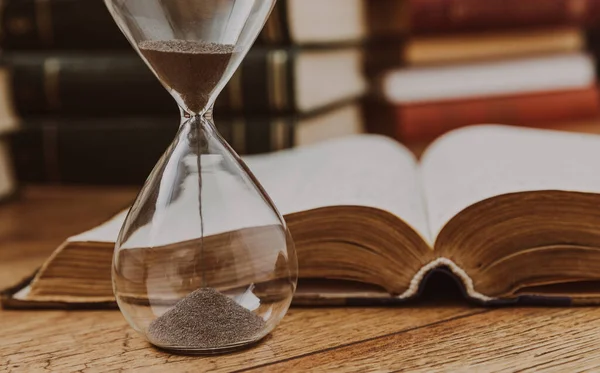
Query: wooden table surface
xmin=2 ymin=187 xmax=600 ymax=373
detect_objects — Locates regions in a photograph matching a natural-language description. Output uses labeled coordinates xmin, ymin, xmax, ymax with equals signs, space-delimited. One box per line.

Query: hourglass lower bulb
xmin=104 ymin=0 xmax=297 ymax=353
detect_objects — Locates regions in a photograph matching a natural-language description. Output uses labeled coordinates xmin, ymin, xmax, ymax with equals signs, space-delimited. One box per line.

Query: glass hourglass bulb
xmin=104 ymin=0 xmax=297 ymax=353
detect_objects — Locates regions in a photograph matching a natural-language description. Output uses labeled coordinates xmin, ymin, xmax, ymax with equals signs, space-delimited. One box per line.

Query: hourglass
xmin=104 ymin=0 xmax=297 ymax=353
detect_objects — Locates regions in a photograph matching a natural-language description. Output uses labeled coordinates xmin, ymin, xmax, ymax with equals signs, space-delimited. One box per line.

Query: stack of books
xmin=1 ymin=0 xmax=369 ymax=185
xmin=366 ymin=0 xmax=600 ymax=148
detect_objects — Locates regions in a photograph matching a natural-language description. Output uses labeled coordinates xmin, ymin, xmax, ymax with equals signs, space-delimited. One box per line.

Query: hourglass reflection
xmin=104 ymin=0 xmax=297 ymax=353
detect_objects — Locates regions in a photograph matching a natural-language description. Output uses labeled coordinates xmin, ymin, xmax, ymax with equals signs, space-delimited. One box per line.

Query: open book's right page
xmin=420 ymin=125 xmax=600 ymax=240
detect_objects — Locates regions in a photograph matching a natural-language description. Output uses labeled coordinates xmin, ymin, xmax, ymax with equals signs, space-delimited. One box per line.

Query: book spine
xmin=404 ymin=28 xmax=585 ymax=66
xmin=410 ymin=0 xmax=600 ymax=34
xmin=10 ymin=117 xmax=297 ymax=185
xmin=381 ymin=53 xmax=596 ymax=104
xmin=4 ymin=49 xmax=297 ymax=116
xmin=223 ymin=47 xmax=297 ymax=115
xmin=0 ymin=138 xmax=18 ymax=203
xmin=364 ymin=42 xmax=405 ymax=76
xmin=256 ymin=1 xmax=292 ymax=45
xmin=0 ymin=0 xmax=129 ymax=50
xmin=390 ymin=88 xmax=600 ymax=143
xmin=0 ymin=0 xmax=292 ymax=50
xmin=6 ymin=53 xmax=175 ymax=116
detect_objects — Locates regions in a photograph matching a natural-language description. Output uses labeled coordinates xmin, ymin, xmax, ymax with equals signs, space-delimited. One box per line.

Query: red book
xmin=366 ymin=87 xmax=600 ymax=143
xmin=410 ymin=0 xmax=600 ymax=34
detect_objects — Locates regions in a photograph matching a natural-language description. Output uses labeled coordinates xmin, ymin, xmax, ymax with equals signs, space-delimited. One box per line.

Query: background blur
xmin=1 ymin=0 xmax=600 ymax=199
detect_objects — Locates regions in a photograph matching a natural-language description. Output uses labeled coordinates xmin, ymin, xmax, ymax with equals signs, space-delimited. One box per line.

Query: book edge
xmin=2 ymin=259 xmax=577 ymax=310
xmin=382 ymin=52 xmax=595 ymax=104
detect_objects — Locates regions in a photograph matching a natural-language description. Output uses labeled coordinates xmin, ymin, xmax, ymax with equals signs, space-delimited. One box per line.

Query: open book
xmin=5 ymin=124 xmax=600 ymax=308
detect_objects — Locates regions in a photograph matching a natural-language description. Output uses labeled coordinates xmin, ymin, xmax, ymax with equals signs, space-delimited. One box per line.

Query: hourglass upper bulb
xmin=106 ymin=0 xmax=274 ymax=115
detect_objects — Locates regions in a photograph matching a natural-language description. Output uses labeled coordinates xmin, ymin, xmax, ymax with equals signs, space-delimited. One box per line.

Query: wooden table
xmin=2 ymin=187 xmax=600 ymax=372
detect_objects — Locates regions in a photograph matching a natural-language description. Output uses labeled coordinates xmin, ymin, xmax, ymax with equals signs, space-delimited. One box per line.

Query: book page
xmin=245 ymin=135 xmax=430 ymax=242
xmin=384 ymin=53 xmax=594 ymax=104
xmin=72 ymin=135 xmax=431 ymax=245
xmin=421 ymin=125 xmax=600 ymax=240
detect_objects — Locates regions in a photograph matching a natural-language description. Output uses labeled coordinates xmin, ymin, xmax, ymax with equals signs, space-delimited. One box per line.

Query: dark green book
xmin=0 ymin=0 xmax=367 ymax=50
xmin=3 ymin=46 xmax=365 ymax=116
xmin=9 ymin=102 xmax=363 ymax=185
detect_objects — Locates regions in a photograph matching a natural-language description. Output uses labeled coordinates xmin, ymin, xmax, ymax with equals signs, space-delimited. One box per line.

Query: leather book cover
xmin=366 ymin=87 xmax=600 ymax=143
xmin=9 ymin=114 xmax=305 ymax=185
xmin=0 ymin=0 xmax=128 ymax=50
xmin=5 ymin=53 xmax=174 ymax=116
xmin=2 ymin=48 xmax=301 ymax=116
xmin=0 ymin=0 xmax=294 ymax=50
xmin=410 ymin=0 xmax=600 ymax=34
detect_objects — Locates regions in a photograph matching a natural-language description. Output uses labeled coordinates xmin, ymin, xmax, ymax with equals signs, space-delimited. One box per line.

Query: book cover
xmin=367 ymin=87 xmax=600 ymax=143
xmin=407 ymin=0 xmax=600 ymax=34
xmin=3 ymin=47 xmax=365 ymax=116
xmin=0 ymin=138 xmax=17 ymax=203
xmin=403 ymin=28 xmax=584 ymax=66
xmin=9 ymin=103 xmax=363 ymax=185
xmin=365 ymin=29 xmax=585 ymax=74
xmin=380 ymin=53 xmax=596 ymax=105
xmin=0 ymin=0 xmax=367 ymax=50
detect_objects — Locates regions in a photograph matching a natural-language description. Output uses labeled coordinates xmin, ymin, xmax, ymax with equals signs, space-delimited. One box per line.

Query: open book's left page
xmin=71 ymin=135 xmax=432 ymax=246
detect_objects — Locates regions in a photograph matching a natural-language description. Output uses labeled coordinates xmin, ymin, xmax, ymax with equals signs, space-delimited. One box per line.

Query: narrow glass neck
xmin=179 ymin=104 xmax=214 ymax=127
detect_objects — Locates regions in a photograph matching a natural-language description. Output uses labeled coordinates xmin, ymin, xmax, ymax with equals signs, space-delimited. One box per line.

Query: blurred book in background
xmin=402 ymin=28 xmax=584 ymax=66
xmin=5 ymin=0 xmax=600 ymax=189
xmin=366 ymin=0 xmax=600 ymax=150
xmin=2 ymin=47 xmax=365 ymax=116
xmin=1 ymin=0 xmax=371 ymax=187
xmin=0 ymin=68 xmax=19 ymax=201
xmin=0 ymin=0 xmax=369 ymax=49
xmin=369 ymin=53 xmax=599 ymax=143
xmin=11 ymin=104 xmax=362 ymax=185
xmin=405 ymin=0 xmax=600 ymax=34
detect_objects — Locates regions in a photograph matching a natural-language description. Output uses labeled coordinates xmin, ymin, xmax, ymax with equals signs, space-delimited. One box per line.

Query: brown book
xmin=374 ymin=53 xmax=599 ymax=142
xmin=0 ymin=0 xmax=368 ymax=50
xmin=406 ymin=0 xmax=600 ymax=34
xmin=0 ymin=138 xmax=17 ymax=202
xmin=404 ymin=28 xmax=585 ymax=66
xmin=379 ymin=53 xmax=596 ymax=104
xmin=367 ymin=87 xmax=600 ymax=143
xmin=10 ymin=103 xmax=364 ymax=186
xmin=366 ymin=0 xmax=410 ymax=39
xmin=0 ymin=67 xmax=19 ymax=202
xmin=365 ymin=28 xmax=585 ymax=74
xmin=546 ymin=118 xmax=600 ymax=135
xmin=3 ymin=47 xmax=366 ymax=116
xmin=5 ymin=125 xmax=600 ymax=308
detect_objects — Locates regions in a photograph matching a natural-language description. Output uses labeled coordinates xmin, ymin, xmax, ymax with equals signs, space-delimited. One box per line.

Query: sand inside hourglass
xmin=138 ymin=39 xmax=235 ymax=114
xmin=147 ymin=288 xmax=266 ymax=349
xmin=137 ymin=39 xmax=267 ymax=350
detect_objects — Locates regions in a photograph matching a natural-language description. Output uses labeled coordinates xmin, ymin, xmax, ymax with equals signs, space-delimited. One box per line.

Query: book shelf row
xmin=3 ymin=0 xmax=600 ymax=197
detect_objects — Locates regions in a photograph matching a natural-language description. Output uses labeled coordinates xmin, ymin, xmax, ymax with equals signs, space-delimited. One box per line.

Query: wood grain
xmin=257 ymin=307 xmax=600 ymax=373
xmin=0 ymin=305 xmax=478 ymax=372
xmin=0 ymin=187 xmax=477 ymax=372
xmin=2 ymin=187 xmax=600 ymax=372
